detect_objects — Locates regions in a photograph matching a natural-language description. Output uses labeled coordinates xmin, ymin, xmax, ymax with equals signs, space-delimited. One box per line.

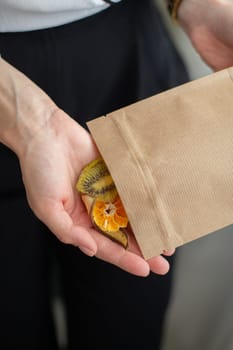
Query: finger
xmin=125 ymin=225 xmax=175 ymax=262
xmin=91 ymin=227 xmax=171 ymax=276
xmin=92 ymin=230 xmax=150 ymax=277
xmin=147 ymin=255 xmax=170 ymax=275
xmin=42 ymin=202 xmax=98 ymax=255
xmin=129 ymin=239 xmax=171 ymax=275
xmin=162 ymin=248 xmax=176 ymax=256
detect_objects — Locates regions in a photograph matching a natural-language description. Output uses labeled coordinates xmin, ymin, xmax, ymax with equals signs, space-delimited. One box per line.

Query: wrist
xmin=177 ymin=0 xmax=220 ymax=31
xmin=0 ymin=58 xmax=58 ymax=157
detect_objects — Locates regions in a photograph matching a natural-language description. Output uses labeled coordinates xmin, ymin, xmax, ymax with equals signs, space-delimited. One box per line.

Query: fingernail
xmin=79 ymin=246 xmax=96 ymax=257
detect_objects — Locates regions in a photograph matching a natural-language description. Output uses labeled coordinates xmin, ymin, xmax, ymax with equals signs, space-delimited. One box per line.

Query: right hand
xmin=0 ymin=58 xmax=174 ymax=277
xmin=178 ymin=0 xmax=233 ymax=71
xmin=19 ymin=107 xmax=174 ymax=277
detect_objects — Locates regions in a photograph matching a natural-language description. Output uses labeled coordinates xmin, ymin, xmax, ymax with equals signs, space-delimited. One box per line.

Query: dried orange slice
xmin=92 ymin=196 xmax=128 ymax=232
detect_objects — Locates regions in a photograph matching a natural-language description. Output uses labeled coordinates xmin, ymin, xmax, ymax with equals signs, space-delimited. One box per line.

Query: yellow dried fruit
xmin=76 ymin=157 xmax=117 ymax=202
xmin=76 ymin=157 xmax=129 ymax=248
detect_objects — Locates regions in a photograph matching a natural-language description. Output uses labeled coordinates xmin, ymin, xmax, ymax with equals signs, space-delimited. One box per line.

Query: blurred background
xmin=156 ymin=1 xmax=233 ymax=350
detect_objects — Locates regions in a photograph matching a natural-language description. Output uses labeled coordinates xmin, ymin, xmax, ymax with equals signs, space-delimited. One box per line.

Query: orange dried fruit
xmin=92 ymin=196 xmax=128 ymax=232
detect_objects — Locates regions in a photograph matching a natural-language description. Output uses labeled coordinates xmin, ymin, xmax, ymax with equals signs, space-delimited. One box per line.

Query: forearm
xmin=0 ymin=58 xmax=57 ymax=157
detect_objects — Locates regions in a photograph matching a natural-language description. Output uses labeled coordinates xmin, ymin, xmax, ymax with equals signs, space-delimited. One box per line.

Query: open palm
xmin=19 ymin=109 xmax=173 ymax=277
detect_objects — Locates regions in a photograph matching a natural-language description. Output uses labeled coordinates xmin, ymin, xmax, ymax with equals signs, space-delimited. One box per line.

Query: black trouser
xmin=0 ymin=0 xmax=189 ymax=349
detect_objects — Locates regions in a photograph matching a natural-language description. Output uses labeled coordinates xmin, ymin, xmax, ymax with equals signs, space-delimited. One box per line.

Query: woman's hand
xmin=178 ymin=0 xmax=233 ymax=71
xmin=19 ymin=108 xmax=174 ymax=277
xmin=0 ymin=58 xmax=173 ymax=277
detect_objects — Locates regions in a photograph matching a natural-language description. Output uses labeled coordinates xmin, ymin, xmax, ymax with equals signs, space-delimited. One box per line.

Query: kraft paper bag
xmin=87 ymin=67 xmax=233 ymax=259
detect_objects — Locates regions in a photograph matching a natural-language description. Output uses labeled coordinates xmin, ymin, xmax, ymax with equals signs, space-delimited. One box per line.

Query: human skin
xmin=0 ymin=58 xmax=174 ymax=277
xmin=178 ymin=0 xmax=233 ymax=70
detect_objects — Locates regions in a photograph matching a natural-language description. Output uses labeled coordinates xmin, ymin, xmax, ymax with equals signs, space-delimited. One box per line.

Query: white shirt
xmin=0 ymin=0 xmax=122 ymax=32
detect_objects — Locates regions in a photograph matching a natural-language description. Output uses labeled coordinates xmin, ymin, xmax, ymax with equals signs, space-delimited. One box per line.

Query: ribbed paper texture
xmin=87 ymin=68 xmax=233 ymax=259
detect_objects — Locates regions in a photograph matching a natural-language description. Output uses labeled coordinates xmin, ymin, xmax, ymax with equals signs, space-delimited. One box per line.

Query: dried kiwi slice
xmin=76 ymin=157 xmax=117 ymax=202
